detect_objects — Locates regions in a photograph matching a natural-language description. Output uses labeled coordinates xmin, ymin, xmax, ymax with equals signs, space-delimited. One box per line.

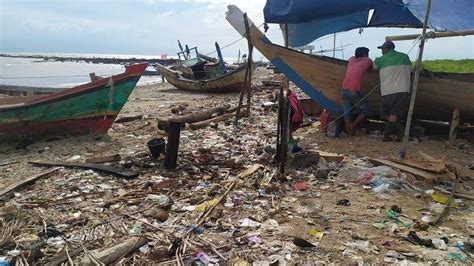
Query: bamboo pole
xmin=402 ymin=0 xmax=432 ymax=156
xmin=386 ymin=30 xmax=474 ymax=41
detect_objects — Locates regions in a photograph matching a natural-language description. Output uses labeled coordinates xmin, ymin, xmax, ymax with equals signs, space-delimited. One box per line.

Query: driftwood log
xmin=157 ymin=104 xmax=231 ymax=132
xmin=189 ymin=111 xmax=247 ymax=130
xmin=81 ymin=236 xmax=149 ymax=265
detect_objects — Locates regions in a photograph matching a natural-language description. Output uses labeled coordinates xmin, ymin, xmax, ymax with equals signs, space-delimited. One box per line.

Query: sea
xmin=0 ymin=52 xmax=171 ymax=88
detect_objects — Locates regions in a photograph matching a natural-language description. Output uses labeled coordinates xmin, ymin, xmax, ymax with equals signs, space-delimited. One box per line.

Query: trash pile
xmin=1 ymin=69 xmax=473 ymax=264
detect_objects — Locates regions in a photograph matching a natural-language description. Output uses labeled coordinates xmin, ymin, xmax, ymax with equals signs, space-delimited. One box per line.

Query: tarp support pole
xmin=386 ymin=30 xmax=474 ymax=41
xmin=402 ymin=0 xmax=432 ymax=158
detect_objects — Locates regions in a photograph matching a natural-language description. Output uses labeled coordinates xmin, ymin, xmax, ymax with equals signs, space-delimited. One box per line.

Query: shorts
xmin=341 ymin=89 xmax=371 ymax=120
xmin=381 ymin=92 xmax=408 ymax=118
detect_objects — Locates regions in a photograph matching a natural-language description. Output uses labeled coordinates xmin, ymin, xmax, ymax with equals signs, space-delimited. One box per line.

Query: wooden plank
xmin=388 ymin=156 xmax=446 ymax=173
xmin=449 ymin=108 xmax=460 ymax=145
xmin=0 ymin=160 xmax=19 ymax=167
xmin=29 ymin=161 xmax=138 ymax=179
xmin=114 ymin=114 xmax=143 ymax=123
xmin=0 ymin=167 xmax=60 ymax=197
xmin=369 ymin=158 xmax=449 ymax=182
xmin=313 ymin=150 xmax=344 ymax=163
xmin=417 ymin=151 xmax=443 ymax=163
xmin=85 ymin=154 xmax=122 ymax=164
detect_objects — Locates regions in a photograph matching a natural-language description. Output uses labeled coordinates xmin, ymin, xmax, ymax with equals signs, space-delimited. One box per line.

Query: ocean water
xmin=0 ymin=53 xmax=166 ymax=88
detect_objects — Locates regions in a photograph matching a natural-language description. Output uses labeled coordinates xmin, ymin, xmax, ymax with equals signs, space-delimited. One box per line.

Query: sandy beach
xmin=1 ymin=68 xmax=473 ymax=264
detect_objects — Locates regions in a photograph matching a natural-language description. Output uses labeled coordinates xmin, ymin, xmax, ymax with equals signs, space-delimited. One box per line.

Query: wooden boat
xmin=156 ymin=63 xmax=248 ymax=93
xmin=0 ymin=63 xmax=147 ymax=140
xmin=226 ymin=5 xmax=474 ymax=123
xmin=156 ymin=44 xmax=251 ymax=93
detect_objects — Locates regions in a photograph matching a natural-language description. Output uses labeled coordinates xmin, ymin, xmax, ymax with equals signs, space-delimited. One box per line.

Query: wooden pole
xmin=234 ymin=13 xmax=253 ymax=125
xmin=402 ymin=0 xmax=432 ymax=154
xmin=448 ymin=108 xmax=460 ymax=145
xmin=277 ymin=24 xmax=290 ymax=175
xmin=245 ymin=13 xmax=254 ymax=116
xmin=164 ymin=121 xmax=181 ymax=170
xmin=386 ymin=29 xmax=474 ymax=41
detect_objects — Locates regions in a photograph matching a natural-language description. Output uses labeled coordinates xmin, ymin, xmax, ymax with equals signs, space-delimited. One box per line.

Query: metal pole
xmin=402 ymin=0 xmax=432 ymax=157
xmin=332 ymin=33 xmax=336 ymax=58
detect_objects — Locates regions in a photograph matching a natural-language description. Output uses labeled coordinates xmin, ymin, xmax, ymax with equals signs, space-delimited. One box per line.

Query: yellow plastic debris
xmin=431 ymin=193 xmax=455 ymax=206
xmin=231 ymin=256 xmax=251 ymax=266
xmin=307 ymin=228 xmax=324 ymax=240
xmin=194 ymin=198 xmax=219 ymax=212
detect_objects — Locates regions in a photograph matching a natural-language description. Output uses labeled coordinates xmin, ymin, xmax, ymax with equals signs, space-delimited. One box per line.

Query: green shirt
xmin=373 ymin=50 xmax=412 ymax=96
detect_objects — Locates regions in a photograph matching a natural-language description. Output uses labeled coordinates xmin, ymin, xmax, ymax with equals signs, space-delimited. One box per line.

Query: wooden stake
xmin=448 ymin=108 xmax=460 ymax=145
xmin=234 ymin=12 xmax=253 ymax=125
xmin=278 ymin=24 xmax=290 ymax=175
xmin=164 ymin=121 xmax=181 ymax=170
xmin=402 ymin=0 xmax=432 ymax=152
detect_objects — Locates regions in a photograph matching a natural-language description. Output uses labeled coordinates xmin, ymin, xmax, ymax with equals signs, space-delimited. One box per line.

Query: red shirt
xmin=342 ymin=56 xmax=373 ymax=92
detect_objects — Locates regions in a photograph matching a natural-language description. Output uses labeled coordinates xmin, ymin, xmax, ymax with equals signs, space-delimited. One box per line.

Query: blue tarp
xmin=264 ymin=0 xmax=474 ymax=47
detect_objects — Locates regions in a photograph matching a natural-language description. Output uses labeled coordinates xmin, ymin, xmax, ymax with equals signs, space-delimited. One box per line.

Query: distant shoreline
xmin=0 ymin=53 xmax=179 ymax=66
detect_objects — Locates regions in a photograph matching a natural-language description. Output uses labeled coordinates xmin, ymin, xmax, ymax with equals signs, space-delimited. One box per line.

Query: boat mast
xmin=401 ymin=0 xmax=432 ymax=158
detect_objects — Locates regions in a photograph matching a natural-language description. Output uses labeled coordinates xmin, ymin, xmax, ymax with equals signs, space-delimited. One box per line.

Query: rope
xmin=202 ymin=23 xmax=265 ymax=57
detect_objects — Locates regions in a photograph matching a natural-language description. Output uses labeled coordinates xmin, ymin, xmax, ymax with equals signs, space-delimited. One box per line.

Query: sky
xmin=0 ymin=0 xmax=473 ymax=61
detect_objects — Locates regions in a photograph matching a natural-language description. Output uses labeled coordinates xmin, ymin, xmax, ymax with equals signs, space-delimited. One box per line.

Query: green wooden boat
xmin=0 ymin=63 xmax=147 ymax=140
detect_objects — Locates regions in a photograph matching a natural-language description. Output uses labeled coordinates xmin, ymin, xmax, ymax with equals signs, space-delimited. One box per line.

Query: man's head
xmin=355 ymin=47 xmax=369 ymax=58
xmin=377 ymin=41 xmax=395 ymax=54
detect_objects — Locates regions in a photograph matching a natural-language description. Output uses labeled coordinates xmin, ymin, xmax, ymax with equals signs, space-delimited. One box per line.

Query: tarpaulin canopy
xmin=263 ymin=0 xmax=474 ymax=47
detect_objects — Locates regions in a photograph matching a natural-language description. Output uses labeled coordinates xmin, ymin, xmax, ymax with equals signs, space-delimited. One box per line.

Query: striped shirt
xmin=373 ymin=50 xmax=412 ymax=96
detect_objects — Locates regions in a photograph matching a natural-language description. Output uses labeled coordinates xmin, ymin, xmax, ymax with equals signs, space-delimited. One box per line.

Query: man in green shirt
xmin=373 ymin=41 xmax=411 ymax=142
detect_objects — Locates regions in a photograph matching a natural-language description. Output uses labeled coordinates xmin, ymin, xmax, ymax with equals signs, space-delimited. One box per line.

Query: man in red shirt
xmin=341 ymin=47 xmax=372 ymax=135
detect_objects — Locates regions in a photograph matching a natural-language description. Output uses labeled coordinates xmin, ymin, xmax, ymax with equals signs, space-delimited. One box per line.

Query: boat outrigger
xmin=0 ymin=63 xmax=147 ymax=140
xmin=226 ymin=5 xmax=474 ymax=123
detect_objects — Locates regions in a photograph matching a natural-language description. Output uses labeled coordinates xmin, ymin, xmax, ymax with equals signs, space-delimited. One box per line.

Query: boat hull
xmin=0 ymin=64 xmax=146 ymax=140
xmin=156 ymin=64 xmax=248 ymax=93
xmin=226 ymin=6 xmax=474 ymax=123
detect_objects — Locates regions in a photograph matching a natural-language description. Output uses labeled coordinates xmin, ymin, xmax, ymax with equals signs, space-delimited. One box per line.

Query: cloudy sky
xmin=1 ymin=0 xmax=473 ymax=61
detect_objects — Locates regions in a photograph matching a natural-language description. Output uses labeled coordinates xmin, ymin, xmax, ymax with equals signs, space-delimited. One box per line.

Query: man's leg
xmin=391 ymin=93 xmax=408 ymax=142
xmin=352 ymin=92 xmax=370 ymax=131
xmin=342 ymin=90 xmax=354 ymax=136
xmin=381 ymin=95 xmax=394 ymax=141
